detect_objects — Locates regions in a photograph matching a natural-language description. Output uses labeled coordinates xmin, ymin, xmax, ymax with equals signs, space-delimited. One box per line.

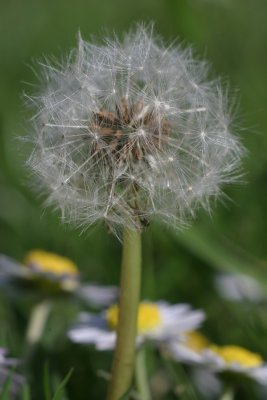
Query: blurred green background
xmin=0 ymin=0 xmax=267 ymax=399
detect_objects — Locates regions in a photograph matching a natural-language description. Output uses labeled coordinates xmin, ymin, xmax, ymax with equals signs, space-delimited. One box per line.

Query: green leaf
xmin=51 ymin=368 xmax=73 ymax=400
xmin=161 ymin=357 xmax=198 ymax=400
xmin=22 ymin=384 xmax=31 ymax=400
xmin=176 ymin=226 xmax=267 ymax=293
xmin=0 ymin=374 xmax=12 ymax=400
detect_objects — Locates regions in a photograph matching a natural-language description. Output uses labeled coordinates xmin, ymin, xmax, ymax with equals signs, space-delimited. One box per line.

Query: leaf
xmin=0 ymin=374 xmax=12 ymax=400
xmin=176 ymin=225 xmax=267 ymax=292
xmin=51 ymin=368 xmax=73 ymax=400
xmin=161 ymin=356 xmax=198 ymax=400
xmin=22 ymin=384 xmax=31 ymax=400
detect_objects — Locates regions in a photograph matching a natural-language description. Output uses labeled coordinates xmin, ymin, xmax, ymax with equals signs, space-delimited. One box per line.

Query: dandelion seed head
xmin=26 ymin=24 xmax=244 ymax=233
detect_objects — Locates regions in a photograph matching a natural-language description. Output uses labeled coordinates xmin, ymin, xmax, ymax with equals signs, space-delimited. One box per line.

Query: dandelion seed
xmin=26 ymin=25 xmax=243 ymax=234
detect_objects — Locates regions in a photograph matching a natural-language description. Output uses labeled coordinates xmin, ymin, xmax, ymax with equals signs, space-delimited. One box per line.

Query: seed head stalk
xmin=107 ymin=228 xmax=142 ymax=400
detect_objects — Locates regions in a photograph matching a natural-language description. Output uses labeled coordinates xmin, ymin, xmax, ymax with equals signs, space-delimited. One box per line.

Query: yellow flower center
xmin=210 ymin=345 xmax=263 ymax=368
xmin=185 ymin=331 xmax=209 ymax=352
xmin=106 ymin=303 xmax=161 ymax=333
xmin=24 ymin=250 xmax=79 ymax=277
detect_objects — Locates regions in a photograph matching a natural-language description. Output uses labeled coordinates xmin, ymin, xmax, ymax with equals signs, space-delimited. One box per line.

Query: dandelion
xmin=25 ymin=24 xmax=243 ymax=399
xmin=68 ymin=301 xmax=205 ymax=349
xmin=26 ymin=25 xmax=243 ymax=234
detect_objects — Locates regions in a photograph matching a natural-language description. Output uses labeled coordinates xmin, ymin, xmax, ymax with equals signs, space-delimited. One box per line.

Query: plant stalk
xmin=135 ymin=346 xmax=151 ymax=400
xmin=26 ymin=300 xmax=51 ymax=345
xmin=107 ymin=228 xmax=142 ymax=400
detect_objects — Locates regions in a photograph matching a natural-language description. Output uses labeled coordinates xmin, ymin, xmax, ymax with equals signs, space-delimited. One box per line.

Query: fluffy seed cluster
xmin=27 ymin=25 xmax=243 ymax=232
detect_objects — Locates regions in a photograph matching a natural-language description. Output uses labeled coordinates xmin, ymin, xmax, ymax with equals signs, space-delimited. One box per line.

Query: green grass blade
xmin=0 ymin=374 xmax=12 ymax=400
xmin=51 ymin=368 xmax=73 ymax=400
xmin=22 ymin=384 xmax=31 ymax=400
xmin=176 ymin=226 xmax=267 ymax=292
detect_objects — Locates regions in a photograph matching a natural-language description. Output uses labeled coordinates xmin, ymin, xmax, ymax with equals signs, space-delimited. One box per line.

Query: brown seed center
xmin=89 ymin=98 xmax=169 ymax=163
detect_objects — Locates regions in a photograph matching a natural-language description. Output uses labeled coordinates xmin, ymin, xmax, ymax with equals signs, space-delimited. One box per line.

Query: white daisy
xmin=68 ymin=301 xmax=205 ymax=350
xmin=167 ymin=331 xmax=267 ymax=386
xmin=214 ymin=272 xmax=264 ymax=303
xmin=0 ymin=250 xmax=118 ymax=306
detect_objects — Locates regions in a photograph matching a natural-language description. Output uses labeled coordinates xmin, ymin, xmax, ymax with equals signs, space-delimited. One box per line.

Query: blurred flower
xmin=191 ymin=368 xmax=222 ymax=399
xmin=76 ymin=284 xmax=119 ymax=308
xmin=0 ymin=348 xmax=24 ymax=397
xmin=68 ymin=301 xmax=205 ymax=350
xmin=24 ymin=249 xmax=79 ymax=291
xmin=0 ymin=250 xmax=118 ymax=306
xmin=26 ymin=24 xmax=243 ymax=233
xmin=214 ymin=272 xmax=264 ymax=303
xmin=167 ymin=331 xmax=267 ymax=386
xmin=166 ymin=331 xmax=215 ymax=365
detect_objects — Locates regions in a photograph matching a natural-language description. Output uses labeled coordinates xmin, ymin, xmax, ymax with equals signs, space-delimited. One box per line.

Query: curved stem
xmin=107 ymin=228 xmax=142 ymax=400
xmin=135 ymin=346 xmax=151 ymax=400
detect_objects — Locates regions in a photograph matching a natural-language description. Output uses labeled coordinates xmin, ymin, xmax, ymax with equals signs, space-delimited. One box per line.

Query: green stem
xmin=135 ymin=346 xmax=151 ymax=400
xmin=107 ymin=228 xmax=142 ymax=400
xmin=25 ymin=300 xmax=51 ymax=345
xmin=220 ymin=386 xmax=234 ymax=400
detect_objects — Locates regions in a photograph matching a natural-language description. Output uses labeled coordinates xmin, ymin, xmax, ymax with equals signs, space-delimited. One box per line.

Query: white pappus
xmin=26 ymin=25 xmax=244 ymax=233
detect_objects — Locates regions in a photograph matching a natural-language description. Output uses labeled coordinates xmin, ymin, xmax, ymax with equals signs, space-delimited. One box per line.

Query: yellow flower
xmin=184 ymin=332 xmax=262 ymax=368
xmin=0 ymin=251 xmax=118 ymax=304
xmin=69 ymin=301 xmax=205 ymax=349
xmin=185 ymin=331 xmax=210 ymax=352
xmin=106 ymin=303 xmax=161 ymax=333
xmin=210 ymin=345 xmax=263 ymax=368
xmin=23 ymin=250 xmax=79 ymax=292
xmin=24 ymin=250 xmax=79 ymax=278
